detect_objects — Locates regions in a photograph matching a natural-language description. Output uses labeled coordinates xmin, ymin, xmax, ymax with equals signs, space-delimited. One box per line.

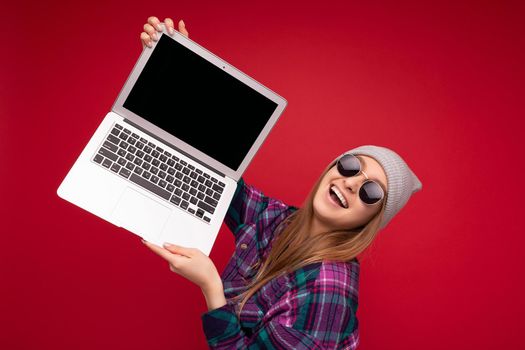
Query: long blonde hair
xmin=232 ymin=159 xmax=389 ymax=317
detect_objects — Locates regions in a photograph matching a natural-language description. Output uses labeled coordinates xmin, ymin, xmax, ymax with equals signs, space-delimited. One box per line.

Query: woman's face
xmin=312 ymin=155 xmax=388 ymax=233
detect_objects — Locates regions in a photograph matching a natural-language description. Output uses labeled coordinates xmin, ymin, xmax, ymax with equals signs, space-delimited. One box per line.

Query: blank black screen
xmin=123 ymin=35 xmax=278 ymax=170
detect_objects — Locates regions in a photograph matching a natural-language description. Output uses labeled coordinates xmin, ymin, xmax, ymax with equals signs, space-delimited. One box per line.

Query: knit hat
xmin=333 ymin=145 xmax=423 ymax=230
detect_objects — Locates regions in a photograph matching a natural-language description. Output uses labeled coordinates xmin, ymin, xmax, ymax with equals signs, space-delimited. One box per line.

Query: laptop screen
xmin=123 ymin=35 xmax=278 ymax=171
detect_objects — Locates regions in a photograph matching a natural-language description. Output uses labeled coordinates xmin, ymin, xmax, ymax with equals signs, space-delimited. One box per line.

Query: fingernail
xmin=180 ymin=19 xmax=185 ymax=26
xmin=168 ymin=27 xmax=174 ymax=35
xmin=156 ymin=24 xmax=163 ymax=31
xmin=152 ymin=33 xmax=158 ymax=41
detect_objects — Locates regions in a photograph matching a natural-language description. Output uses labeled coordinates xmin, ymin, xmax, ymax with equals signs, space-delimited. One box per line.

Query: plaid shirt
xmin=201 ymin=178 xmax=360 ymax=349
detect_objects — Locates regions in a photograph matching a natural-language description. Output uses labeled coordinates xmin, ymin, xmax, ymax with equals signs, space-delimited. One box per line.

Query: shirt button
xmin=240 ymin=243 xmax=248 ymax=250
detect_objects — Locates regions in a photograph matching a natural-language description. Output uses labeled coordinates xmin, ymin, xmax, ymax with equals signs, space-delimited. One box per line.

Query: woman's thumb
xmin=163 ymin=243 xmax=191 ymax=256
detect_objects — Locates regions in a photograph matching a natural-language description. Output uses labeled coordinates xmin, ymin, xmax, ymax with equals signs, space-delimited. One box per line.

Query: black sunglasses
xmin=336 ymin=154 xmax=386 ymax=205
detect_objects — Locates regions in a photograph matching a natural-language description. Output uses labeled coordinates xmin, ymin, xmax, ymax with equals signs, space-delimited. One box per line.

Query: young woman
xmin=141 ymin=16 xmax=423 ymax=349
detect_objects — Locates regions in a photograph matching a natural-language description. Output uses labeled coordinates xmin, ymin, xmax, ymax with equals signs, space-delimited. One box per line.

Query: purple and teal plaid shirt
xmin=201 ymin=178 xmax=360 ymax=349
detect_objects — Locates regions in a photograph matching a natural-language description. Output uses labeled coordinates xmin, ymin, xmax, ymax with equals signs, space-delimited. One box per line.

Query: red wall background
xmin=2 ymin=1 xmax=524 ymax=349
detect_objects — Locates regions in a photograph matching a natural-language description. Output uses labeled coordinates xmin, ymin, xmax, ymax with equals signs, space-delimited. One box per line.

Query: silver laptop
xmin=57 ymin=24 xmax=287 ymax=255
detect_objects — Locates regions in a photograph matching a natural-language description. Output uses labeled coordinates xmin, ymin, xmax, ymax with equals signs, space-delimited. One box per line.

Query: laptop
xmin=57 ymin=23 xmax=287 ymax=256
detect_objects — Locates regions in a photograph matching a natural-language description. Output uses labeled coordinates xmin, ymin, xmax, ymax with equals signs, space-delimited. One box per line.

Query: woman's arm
xmin=201 ymin=262 xmax=360 ymax=349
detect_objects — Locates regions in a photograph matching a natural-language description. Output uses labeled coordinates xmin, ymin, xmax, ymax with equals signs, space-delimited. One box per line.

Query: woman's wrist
xmin=201 ymin=279 xmax=227 ymax=311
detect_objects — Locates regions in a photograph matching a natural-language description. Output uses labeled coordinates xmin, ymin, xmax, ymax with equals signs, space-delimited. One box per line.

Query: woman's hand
xmin=140 ymin=16 xmax=189 ymax=49
xmin=142 ymin=240 xmax=220 ymax=292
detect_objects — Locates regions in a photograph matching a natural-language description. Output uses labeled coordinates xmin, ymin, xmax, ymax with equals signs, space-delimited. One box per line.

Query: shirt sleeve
xmin=201 ymin=263 xmax=359 ymax=349
xmin=224 ymin=177 xmax=270 ymax=239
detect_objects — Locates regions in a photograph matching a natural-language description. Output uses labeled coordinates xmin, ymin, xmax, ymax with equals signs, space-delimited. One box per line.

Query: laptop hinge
xmin=123 ymin=118 xmax=226 ymax=178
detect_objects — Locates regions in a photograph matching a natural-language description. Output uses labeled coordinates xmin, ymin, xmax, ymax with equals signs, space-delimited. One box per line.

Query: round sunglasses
xmin=336 ymin=154 xmax=386 ymax=205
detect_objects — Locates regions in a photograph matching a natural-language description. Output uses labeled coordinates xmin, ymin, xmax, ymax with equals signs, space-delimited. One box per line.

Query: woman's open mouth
xmin=328 ymin=185 xmax=348 ymax=209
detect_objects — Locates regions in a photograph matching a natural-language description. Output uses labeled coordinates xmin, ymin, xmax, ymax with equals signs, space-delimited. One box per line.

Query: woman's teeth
xmin=330 ymin=185 xmax=348 ymax=209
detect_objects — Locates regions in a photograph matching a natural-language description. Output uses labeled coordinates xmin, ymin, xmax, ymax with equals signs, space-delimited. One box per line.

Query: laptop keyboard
xmin=92 ymin=123 xmax=225 ymax=224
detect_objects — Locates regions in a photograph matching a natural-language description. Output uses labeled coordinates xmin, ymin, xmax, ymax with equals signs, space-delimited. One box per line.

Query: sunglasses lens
xmin=359 ymin=181 xmax=384 ymax=205
xmin=337 ymin=155 xmax=360 ymax=177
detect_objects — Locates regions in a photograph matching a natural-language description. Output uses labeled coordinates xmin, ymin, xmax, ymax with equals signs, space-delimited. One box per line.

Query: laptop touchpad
xmin=112 ymin=187 xmax=171 ymax=242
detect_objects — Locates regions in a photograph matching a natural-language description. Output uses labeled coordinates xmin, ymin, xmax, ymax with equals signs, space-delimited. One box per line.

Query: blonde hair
xmin=232 ymin=159 xmax=388 ymax=317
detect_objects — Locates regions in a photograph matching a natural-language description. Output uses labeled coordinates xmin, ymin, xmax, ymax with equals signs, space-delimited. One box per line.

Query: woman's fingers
xmin=140 ymin=16 xmax=189 ymax=49
xmin=164 ymin=18 xmax=175 ymax=35
xmin=178 ymin=19 xmax=189 ymax=37
xmin=147 ymin=16 xmax=163 ymax=31
xmin=140 ymin=32 xmax=152 ymax=48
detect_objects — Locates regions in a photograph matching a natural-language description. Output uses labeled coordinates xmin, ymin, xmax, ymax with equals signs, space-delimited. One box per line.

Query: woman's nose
xmin=343 ymin=172 xmax=368 ymax=192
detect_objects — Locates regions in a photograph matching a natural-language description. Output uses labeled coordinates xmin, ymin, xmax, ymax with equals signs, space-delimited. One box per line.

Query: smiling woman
xmin=140 ymin=16 xmax=423 ymax=350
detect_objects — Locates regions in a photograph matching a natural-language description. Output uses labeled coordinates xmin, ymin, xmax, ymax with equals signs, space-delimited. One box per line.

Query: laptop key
xmin=98 ymin=147 xmax=118 ymax=162
xmin=196 ymin=209 xmax=204 ymax=218
xmin=213 ymin=184 xmax=224 ymax=194
xmin=123 ymin=128 xmax=131 ymax=134
xmin=197 ymin=201 xmax=215 ymax=215
xmin=204 ymin=196 xmax=218 ymax=208
xmin=213 ymin=192 xmax=221 ymax=201
xmin=190 ymin=196 xmax=198 ymax=205
xmin=134 ymin=167 xmax=143 ymax=176
xmin=108 ymin=134 xmax=120 ymax=144
xmin=115 ymin=124 xmax=123 ymax=130
xmin=117 ymin=157 xmax=127 ymax=166
xmin=218 ymin=181 xmax=225 ymax=188
xmin=203 ymin=216 xmax=211 ymax=223
xmin=180 ymin=201 xmax=189 ymax=210
xmin=170 ymin=195 xmax=181 ymax=206
xmin=151 ymin=175 xmax=159 ymax=184
xmin=159 ymin=179 xmax=167 ymax=188
xmin=188 ymin=208 xmax=195 ymax=214
xmin=93 ymin=154 xmax=104 ymax=164
xmin=117 ymin=149 xmax=126 ymax=157
xmin=128 ymin=138 xmax=136 ymax=146
xmin=110 ymin=163 xmax=121 ymax=173
xmin=119 ymin=168 xmax=131 ymax=178
xmin=167 ymin=184 xmax=175 ymax=192
xmin=130 ymin=174 xmax=170 ymax=200
xmin=143 ymin=171 xmax=151 ymax=179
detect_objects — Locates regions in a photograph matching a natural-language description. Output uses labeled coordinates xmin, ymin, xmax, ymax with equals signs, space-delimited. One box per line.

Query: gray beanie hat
xmin=335 ymin=145 xmax=423 ymax=230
